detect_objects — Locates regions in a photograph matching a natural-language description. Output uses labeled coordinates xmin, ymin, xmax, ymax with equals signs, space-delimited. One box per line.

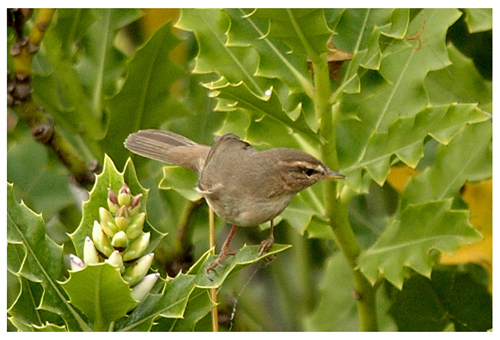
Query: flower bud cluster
xmin=69 ymin=183 xmax=158 ymax=302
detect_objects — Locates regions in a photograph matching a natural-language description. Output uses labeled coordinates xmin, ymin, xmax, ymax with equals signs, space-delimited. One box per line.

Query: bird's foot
xmin=258 ymin=233 xmax=275 ymax=257
xmin=205 ymin=248 xmax=237 ymax=275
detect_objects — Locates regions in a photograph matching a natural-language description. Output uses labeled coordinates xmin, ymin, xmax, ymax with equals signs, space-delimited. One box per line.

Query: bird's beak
xmin=327 ymin=170 xmax=346 ymax=179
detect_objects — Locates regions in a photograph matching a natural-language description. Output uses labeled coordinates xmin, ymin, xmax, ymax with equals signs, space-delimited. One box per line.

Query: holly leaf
xmin=104 ymin=21 xmax=188 ymax=168
xmin=116 ymin=272 xmax=197 ymax=331
xmin=358 ymin=199 xmax=482 ymax=289
xmin=7 ymin=270 xmax=50 ymax=331
xmin=60 ymin=263 xmax=137 ymax=329
xmin=401 ymin=120 xmax=492 ymax=208
xmin=340 ymin=104 xmax=490 ymax=192
xmin=337 ymin=9 xmax=464 ymax=192
xmin=251 ymin=8 xmax=332 ymax=56
xmin=7 ymin=183 xmax=90 ymax=331
xmin=176 ymin=9 xmax=270 ymax=96
xmin=155 ymin=288 xmax=215 ymax=331
xmin=425 ymin=45 xmax=492 ymax=111
xmin=159 ymin=166 xmax=201 ymax=202
xmin=463 ymin=8 xmax=492 ymax=33
xmin=193 ymin=244 xmax=291 ymax=289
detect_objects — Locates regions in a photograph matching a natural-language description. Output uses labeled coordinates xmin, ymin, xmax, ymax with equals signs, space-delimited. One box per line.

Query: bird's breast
xmin=203 ymin=192 xmax=295 ymax=227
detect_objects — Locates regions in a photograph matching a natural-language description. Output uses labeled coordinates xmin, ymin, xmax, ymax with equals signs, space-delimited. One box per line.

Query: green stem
xmin=312 ymin=53 xmax=378 ymax=331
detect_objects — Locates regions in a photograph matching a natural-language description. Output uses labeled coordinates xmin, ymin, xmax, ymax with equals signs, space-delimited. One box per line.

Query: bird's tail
xmin=124 ymin=130 xmax=210 ymax=173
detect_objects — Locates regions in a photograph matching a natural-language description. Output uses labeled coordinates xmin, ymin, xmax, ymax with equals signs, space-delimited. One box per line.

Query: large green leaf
xmin=116 ymin=272 xmax=197 ymax=331
xmin=208 ymin=82 xmax=317 ymax=140
xmin=462 ymin=9 xmax=492 ymax=33
xmin=76 ymin=9 xmax=143 ymax=111
xmin=251 ymin=9 xmax=332 ymax=56
xmin=7 ymin=183 xmax=90 ymax=331
xmin=357 ymin=199 xmax=482 ymax=289
xmin=226 ymin=8 xmax=311 ymax=91
xmin=70 ymin=155 xmax=165 ymax=259
xmin=60 ymin=263 xmax=137 ymax=329
xmin=425 ymin=44 xmax=492 ymax=112
xmin=193 ymin=244 xmax=292 ymax=289
xmin=329 ymin=9 xmax=406 ymax=55
xmin=325 ymin=9 xmax=410 ymax=95
xmin=7 ymin=133 xmax=74 ymax=220
xmin=176 ymin=9 xmax=271 ymax=97
xmin=154 ymin=288 xmax=214 ymax=331
xmin=104 ymin=21 xmax=187 ymax=168
xmin=401 ymin=120 xmax=492 ymax=208
xmin=178 ymin=9 xmax=317 ymax=134
xmin=340 ymin=104 xmax=490 ymax=191
xmin=337 ymin=9 xmax=463 ymax=192
xmin=223 ymin=9 xmax=319 ymax=128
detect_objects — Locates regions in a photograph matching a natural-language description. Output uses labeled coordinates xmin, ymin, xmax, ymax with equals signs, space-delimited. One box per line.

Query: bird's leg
xmin=258 ymin=220 xmax=275 ymax=256
xmin=205 ymin=225 xmax=238 ymax=274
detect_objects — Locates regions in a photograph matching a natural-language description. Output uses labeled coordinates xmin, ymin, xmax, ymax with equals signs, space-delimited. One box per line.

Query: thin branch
xmin=8 ymin=8 xmax=98 ymax=189
xmin=209 ymin=207 xmax=219 ymax=332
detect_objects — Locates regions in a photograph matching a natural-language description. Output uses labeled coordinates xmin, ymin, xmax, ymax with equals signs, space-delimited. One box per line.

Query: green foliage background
xmin=7 ymin=8 xmax=492 ymax=331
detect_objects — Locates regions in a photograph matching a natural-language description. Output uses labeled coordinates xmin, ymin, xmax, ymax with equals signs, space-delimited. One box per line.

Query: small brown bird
xmin=125 ymin=130 xmax=344 ymax=273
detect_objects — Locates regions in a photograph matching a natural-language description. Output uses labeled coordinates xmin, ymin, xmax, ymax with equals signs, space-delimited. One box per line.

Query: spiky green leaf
xmin=425 ymin=44 xmax=492 ymax=112
xmin=341 ymin=104 xmax=490 ymax=190
xmin=116 ymin=272 xmax=196 ymax=331
xmin=32 ymin=9 xmax=142 ymax=140
xmin=104 ymin=21 xmax=187 ymax=167
xmin=7 ymin=183 xmax=90 ymax=331
xmin=159 ymin=166 xmax=201 ymax=202
xmin=462 ymin=9 xmax=492 ymax=33
xmin=60 ymin=263 xmax=137 ymax=329
xmin=337 ymin=9 xmax=470 ymax=192
xmin=176 ymin=9 xmax=269 ymax=96
xmin=194 ymin=244 xmax=291 ymax=289
xmin=251 ymin=8 xmax=332 ymax=56
xmin=401 ymin=120 xmax=492 ymax=208
xmin=358 ymin=200 xmax=482 ymax=289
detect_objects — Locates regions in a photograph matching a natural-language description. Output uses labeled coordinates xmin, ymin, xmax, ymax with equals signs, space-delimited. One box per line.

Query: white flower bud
xmin=122 ymin=253 xmax=154 ymax=287
xmin=83 ymin=236 xmax=100 ymax=265
xmin=69 ymin=254 xmax=85 ymax=272
xmin=131 ymin=273 xmax=160 ymax=302
xmin=105 ymin=250 xmax=125 ymax=273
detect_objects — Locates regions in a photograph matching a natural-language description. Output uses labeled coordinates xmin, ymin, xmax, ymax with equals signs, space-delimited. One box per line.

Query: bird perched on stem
xmin=125 ymin=130 xmax=345 ymax=274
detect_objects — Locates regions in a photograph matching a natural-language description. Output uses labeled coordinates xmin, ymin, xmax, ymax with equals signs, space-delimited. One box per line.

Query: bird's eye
xmin=304 ymin=168 xmax=316 ymax=177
